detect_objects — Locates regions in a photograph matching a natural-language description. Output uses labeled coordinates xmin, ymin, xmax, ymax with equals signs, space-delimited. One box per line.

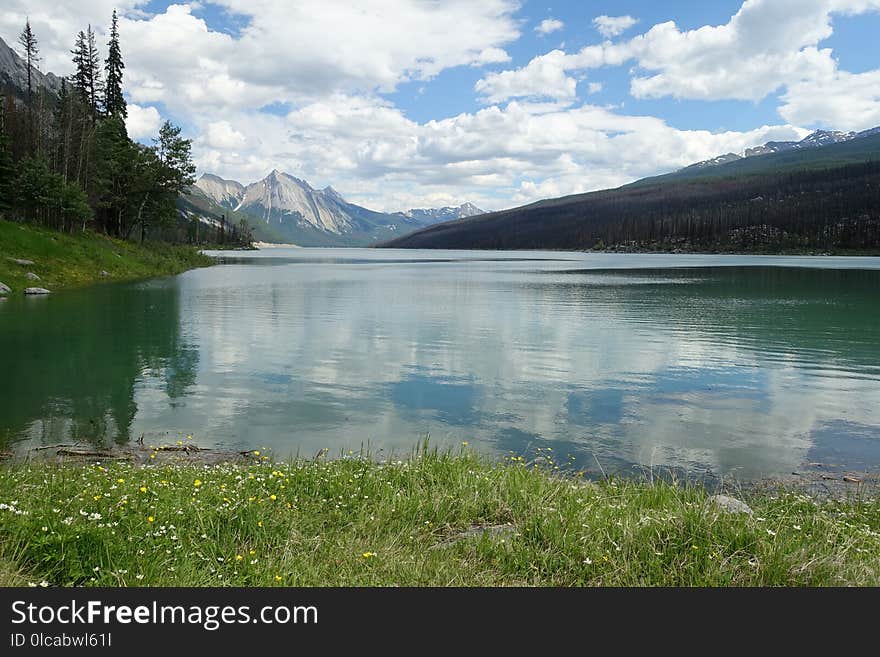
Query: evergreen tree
xmin=104 ymin=10 xmax=127 ymax=119
xmin=92 ymin=116 xmax=136 ymax=236
xmin=71 ymin=31 xmax=89 ymax=103
xmin=0 ymin=96 xmax=15 ymax=212
xmin=71 ymin=27 xmax=103 ymax=120
xmin=18 ymin=18 xmax=40 ymax=151
xmin=85 ymin=26 xmax=104 ymax=119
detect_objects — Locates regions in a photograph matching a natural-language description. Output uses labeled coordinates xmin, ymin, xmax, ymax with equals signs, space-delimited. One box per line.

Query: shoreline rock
xmin=24 ymin=287 xmax=51 ymax=295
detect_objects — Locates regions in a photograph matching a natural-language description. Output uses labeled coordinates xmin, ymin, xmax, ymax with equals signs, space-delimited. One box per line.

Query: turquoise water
xmin=2 ymin=249 xmax=879 ymax=481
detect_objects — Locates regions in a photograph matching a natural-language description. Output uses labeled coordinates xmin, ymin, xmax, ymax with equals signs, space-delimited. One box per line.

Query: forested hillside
xmin=0 ymin=15 xmax=250 ymax=247
xmin=383 ymin=135 xmax=880 ymax=253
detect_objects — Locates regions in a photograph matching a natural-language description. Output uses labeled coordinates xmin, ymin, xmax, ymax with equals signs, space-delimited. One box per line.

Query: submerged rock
xmin=25 ymin=272 xmax=40 ymax=281
xmin=709 ymin=494 xmax=753 ymax=515
xmin=24 ymin=287 xmax=51 ymax=295
xmin=0 ymin=282 xmax=10 ymax=295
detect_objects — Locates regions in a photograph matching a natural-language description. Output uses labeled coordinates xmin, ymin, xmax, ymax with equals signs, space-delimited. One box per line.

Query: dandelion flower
xmin=235 ymin=555 xmax=243 ymax=561
xmin=147 ymin=516 xmax=155 ymax=523
xmin=253 ymin=450 xmax=260 ymax=457
xmin=139 ymin=487 xmax=147 ymax=493
xmin=269 ymin=494 xmax=277 ymax=501
xmin=257 ymin=521 xmax=263 ymax=528
xmin=361 ymin=552 xmax=377 ymax=559
xmin=194 ymin=479 xmax=202 ymax=488
xmin=274 ymin=575 xmax=282 ymax=581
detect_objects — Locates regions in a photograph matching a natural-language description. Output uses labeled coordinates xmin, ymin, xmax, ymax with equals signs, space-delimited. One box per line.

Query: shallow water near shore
xmin=2 ymin=248 xmax=879 ymax=482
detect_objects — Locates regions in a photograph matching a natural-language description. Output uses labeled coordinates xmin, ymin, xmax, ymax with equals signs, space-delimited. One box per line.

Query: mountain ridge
xmin=381 ymin=131 xmax=880 ymax=252
xmin=685 ymin=127 xmax=880 ymax=171
xmin=191 ymin=171 xmax=484 ymax=246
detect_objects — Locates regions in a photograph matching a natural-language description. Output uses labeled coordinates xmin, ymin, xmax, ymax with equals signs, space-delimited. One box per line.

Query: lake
xmin=2 ymin=249 xmax=880 ymax=482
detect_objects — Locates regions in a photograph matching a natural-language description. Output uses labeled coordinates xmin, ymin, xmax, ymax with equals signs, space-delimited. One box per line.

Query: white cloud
xmin=593 ymin=15 xmax=638 ymax=39
xmin=474 ymin=47 xmax=511 ymax=65
xmin=475 ymin=50 xmax=579 ymax=104
xmin=0 ymin=1 xmax=146 ymax=74
xmin=126 ymin=103 xmax=161 ymax=139
xmin=479 ymin=0 xmax=880 ymax=125
xmin=535 ymin=18 xmax=564 ymax=35
xmin=3 ymin=0 xmax=879 ymax=214
xmin=193 ymin=93 xmax=807 ymax=212
xmin=202 ymin=120 xmax=247 ymax=149
xmin=780 ymin=68 xmax=880 ymax=130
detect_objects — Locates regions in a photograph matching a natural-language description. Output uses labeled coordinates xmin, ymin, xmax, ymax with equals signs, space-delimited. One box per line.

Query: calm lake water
xmin=2 ymin=249 xmax=880 ymax=481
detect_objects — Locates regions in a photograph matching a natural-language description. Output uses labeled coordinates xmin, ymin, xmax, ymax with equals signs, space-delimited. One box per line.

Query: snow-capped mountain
xmin=0 ymin=35 xmax=62 ymax=97
xmin=393 ymin=202 xmax=485 ymax=224
xmin=191 ymin=171 xmax=483 ymax=246
xmin=686 ymin=127 xmax=879 ymax=171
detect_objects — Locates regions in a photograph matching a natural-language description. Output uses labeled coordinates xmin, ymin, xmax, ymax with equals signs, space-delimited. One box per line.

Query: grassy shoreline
xmin=1 ymin=449 xmax=877 ymax=586
xmin=0 ymin=219 xmax=214 ymax=294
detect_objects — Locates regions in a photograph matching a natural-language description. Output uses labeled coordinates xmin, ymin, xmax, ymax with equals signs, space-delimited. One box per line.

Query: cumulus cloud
xmin=4 ymin=0 xmax=879 ymax=214
xmin=592 ymin=15 xmax=638 ymax=39
xmin=126 ymin=103 xmax=161 ymax=139
xmin=191 ymin=94 xmax=807 ymax=212
xmin=0 ymin=0 xmax=145 ymax=74
xmin=202 ymin=120 xmax=247 ymax=150
xmin=479 ymin=1 xmax=880 ymax=121
xmin=535 ymin=18 xmax=564 ymax=35
xmin=475 ymin=50 xmax=579 ymax=104
xmin=780 ymin=69 xmax=880 ymax=130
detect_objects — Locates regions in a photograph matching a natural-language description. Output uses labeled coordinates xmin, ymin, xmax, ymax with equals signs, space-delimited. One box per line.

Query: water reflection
xmin=1 ymin=250 xmax=879 ymax=481
xmin=0 ymin=282 xmax=197 ymax=445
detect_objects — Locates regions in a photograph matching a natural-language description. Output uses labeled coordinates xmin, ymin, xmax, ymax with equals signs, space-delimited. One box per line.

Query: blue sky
xmin=3 ymin=1 xmax=880 ymax=211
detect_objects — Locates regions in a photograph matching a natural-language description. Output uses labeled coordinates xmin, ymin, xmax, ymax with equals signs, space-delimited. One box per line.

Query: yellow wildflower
xmin=194 ymin=479 xmax=202 ymax=488
xmin=147 ymin=516 xmax=155 ymax=523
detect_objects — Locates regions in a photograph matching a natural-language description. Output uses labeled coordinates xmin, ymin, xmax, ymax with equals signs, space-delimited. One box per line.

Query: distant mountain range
xmin=188 ymin=171 xmax=484 ymax=246
xmin=685 ymin=127 xmax=880 ymax=171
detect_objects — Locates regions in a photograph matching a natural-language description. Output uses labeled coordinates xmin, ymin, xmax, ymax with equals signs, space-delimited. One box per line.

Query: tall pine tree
xmin=71 ymin=31 xmax=89 ymax=104
xmin=18 ymin=18 xmax=40 ymax=152
xmin=104 ymin=10 xmax=126 ymax=119
xmin=85 ymin=25 xmax=103 ymax=120
xmin=71 ymin=27 xmax=103 ymax=121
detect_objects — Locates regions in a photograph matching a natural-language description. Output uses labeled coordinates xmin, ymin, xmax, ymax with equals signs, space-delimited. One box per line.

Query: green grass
xmin=1 ymin=449 xmax=877 ymax=586
xmin=0 ymin=219 xmax=214 ymax=294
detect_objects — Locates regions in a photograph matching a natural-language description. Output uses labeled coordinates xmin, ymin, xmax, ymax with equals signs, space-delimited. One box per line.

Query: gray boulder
xmin=8 ymin=257 xmax=35 ymax=266
xmin=0 ymin=282 xmax=10 ymax=295
xmin=100 ymin=270 xmax=110 ymax=277
xmin=24 ymin=287 xmax=51 ymax=295
xmin=25 ymin=272 xmax=40 ymax=281
xmin=709 ymin=494 xmax=753 ymax=515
